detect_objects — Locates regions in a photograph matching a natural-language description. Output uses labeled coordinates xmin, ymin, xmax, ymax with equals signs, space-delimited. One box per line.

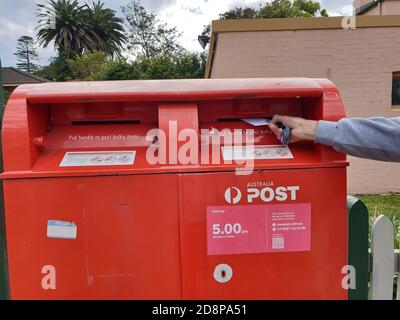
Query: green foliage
xmin=259 ymin=0 xmax=328 ymax=18
xmin=173 ymin=51 xmax=207 ymax=79
xmin=200 ymin=0 xmax=328 ymax=43
xmin=86 ymin=1 xmax=126 ymax=58
xmin=219 ymin=7 xmax=258 ymax=20
xmin=4 ymin=91 xmax=11 ymax=103
xmin=67 ymin=51 xmax=109 ymax=80
xmin=101 ymin=51 xmax=206 ymax=80
xmin=35 ymin=53 xmax=73 ymax=81
xmin=122 ymin=1 xmax=182 ymax=59
xmin=98 ymin=59 xmax=137 ymax=80
xmin=219 ymin=0 xmax=329 ymax=20
xmin=360 ymin=194 xmax=400 ymax=249
xmin=37 ymin=51 xmax=206 ymax=81
xmin=14 ymin=36 xmax=40 ymax=73
xmin=36 ymin=0 xmax=125 ymax=58
xmin=320 ymin=8 xmax=329 ymax=17
xmin=36 ymin=0 xmax=204 ymax=81
xmin=361 ymin=194 xmax=400 ymax=299
xmin=37 ymin=0 xmax=94 ymax=58
xmin=360 ymin=194 xmax=400 ymax=218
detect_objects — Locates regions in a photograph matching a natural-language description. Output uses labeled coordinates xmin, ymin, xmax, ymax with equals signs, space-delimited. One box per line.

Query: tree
xmin=14 ymin=36 xmax=40 ymax=73
xmin=219 ymin=7 xmax=258 ymax=20
xmin=67 ymin=51 xmax=109 ymax=80
xmin=122 ymin=1 xmax=183 ymax=59
xmin=173 ymin=51 xmax=206 ymax=79
xmin=36 ymin=0 xmax=125 ymax=58
xmin=101 ymin=52 xmax=206 ymax=80
xmin=200 ymin=0 xmax=328 ymax=43
xmin=37 ymin=0 xmax=95 ymax=58
xmin=98 ymin=59 xmax=138 ymax=80
xmin=37 ymin=51 xmax=107 ymax=81
xmin=36 ymin=54 xmax=73 ymax=81
xmin=86 ymin=1 xmax=126 ymax=58
xmin=38 ymin=51 xmax=206 ymax=81
xmin=258 ymin=0 xmax=328 ymax=18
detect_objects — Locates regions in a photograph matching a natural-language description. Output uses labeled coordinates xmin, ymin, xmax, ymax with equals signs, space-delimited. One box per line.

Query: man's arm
xmin=268 ymin=115 xmax=400 ymax=162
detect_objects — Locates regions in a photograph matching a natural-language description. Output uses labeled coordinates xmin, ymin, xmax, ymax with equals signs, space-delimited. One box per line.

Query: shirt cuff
xmin=314 ymin=120 xmax=340 ymax=146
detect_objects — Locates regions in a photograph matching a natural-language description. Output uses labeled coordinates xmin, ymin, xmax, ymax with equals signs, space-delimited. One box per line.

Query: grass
xmin=358 ymin=194 xmax=400 ymax=249
xmin=358 ymin=194 xmax=399 ymax=298
xmin=359 ymin=194 xmax=400 ymax=218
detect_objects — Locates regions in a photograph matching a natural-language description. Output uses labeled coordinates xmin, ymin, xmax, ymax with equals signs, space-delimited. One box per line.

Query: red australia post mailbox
xmin=1 ymin=78 xmax=348 ymax=299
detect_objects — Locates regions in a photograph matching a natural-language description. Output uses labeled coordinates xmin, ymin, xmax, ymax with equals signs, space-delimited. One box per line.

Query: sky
xmin=0 ymin=0 xmax=355 ymax=67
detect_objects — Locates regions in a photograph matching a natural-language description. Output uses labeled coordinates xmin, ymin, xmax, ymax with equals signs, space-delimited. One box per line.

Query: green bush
xmin=101 ymin=51 xmax=207 ymax=81
xmin=37 ymin=50 xmax=206 ymax=81
xmin=4 ymin=90 xmax=11 ymax=104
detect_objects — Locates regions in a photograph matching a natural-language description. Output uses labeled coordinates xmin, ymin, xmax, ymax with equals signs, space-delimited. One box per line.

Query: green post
xmin=0 ymin=57 xmax=10 ymax=300
xmin=347 ymin=195 xmax=369 ymax=300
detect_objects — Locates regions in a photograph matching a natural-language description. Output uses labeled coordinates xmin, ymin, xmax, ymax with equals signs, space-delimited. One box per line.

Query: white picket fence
xmin=369 ymin=215 xmax=400 ymax=300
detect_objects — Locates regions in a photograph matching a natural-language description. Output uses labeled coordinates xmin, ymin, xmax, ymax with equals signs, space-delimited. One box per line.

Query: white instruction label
xmin=47 ymin=220 xmax=77 ymax=239
xmin=60 ymin=151 xmax=136 ymax=167
xmin=222 ymin=145 xmax=294 ymax=161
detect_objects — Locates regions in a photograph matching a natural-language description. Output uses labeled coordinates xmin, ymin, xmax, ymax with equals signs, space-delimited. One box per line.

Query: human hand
xmin=268 ymin=115 xmax=318 ymax=143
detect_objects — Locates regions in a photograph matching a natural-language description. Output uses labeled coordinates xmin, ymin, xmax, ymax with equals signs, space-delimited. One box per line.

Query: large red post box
xmin=1 ymin=78 xmax=348 ymax=299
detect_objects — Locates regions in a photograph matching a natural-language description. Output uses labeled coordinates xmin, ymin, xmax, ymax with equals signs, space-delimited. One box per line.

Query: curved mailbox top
xmin=2 ymin=78 xmax=347 ymax=178
xmin=25 ymin=78 xmax=325 ymax=104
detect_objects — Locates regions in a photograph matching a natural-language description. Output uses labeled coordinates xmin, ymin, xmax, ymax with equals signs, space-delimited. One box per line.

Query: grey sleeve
xmin=314 ymin=117 xmax=400 ymax=162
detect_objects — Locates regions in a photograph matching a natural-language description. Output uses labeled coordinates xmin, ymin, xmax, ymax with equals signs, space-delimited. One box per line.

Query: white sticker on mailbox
xmin=47 ymin=220 xmax=77 ymax=239
xmin=222 ymin=145 xmax=294 ymax=161
xmin=60 ymin=151 xmax=136 ymax=167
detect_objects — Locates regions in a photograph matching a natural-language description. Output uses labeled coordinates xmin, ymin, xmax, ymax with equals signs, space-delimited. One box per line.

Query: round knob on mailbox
xmin=34 ymin=136 xmax=47 ymax=149
xmin=213 ymin=263 xmax=233 ymax=283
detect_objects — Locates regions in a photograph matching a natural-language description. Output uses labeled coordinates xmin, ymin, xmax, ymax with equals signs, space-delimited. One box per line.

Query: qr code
xmin=272 ymin=237 xmax=284 ymax=249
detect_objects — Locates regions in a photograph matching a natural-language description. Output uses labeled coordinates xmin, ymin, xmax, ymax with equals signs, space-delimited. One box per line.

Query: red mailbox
xmin=1 ymin=78 xmax=348 ymax=299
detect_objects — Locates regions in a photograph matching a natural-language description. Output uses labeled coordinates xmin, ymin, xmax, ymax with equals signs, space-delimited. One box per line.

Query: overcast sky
xmin=0 ymin=0 xmax=354 ymax=67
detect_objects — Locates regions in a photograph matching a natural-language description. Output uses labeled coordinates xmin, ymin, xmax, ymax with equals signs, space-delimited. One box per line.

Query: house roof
xmin=1 ymin=67 xmax=49 ymax=86
xmin=356 ymin=0 xmax=384 ymax=15
xmin=205 ymin=15 xmax=400 ymax=78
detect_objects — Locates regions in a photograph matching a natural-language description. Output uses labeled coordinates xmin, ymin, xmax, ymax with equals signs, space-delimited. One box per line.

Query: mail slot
xmin=1 ymin=78 xmax=348 ymax=299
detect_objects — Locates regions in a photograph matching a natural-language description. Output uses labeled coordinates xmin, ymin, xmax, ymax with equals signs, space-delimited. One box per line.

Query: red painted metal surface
xmin=1 ymin=78 xmax=348 ymax=299
xmin=180 ymin=168 xmax=347 ymax=299
xmin=4 ymin=175 xmax=182 ymax=299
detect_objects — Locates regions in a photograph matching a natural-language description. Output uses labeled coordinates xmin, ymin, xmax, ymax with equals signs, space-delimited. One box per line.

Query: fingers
xmin=269 ymin=115 xmax=318 ymax=143
xmin=270 ymin=114 xmax=283 ymax=125
xmin=268 ymin=122 xmax=283 ymax=141
xmin=270 ymin=114 xmax=297 ymax=128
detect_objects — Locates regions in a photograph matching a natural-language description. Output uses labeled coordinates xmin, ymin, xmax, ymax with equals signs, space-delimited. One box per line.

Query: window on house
xmin=392 ymin=72 xmax=400 ymax=107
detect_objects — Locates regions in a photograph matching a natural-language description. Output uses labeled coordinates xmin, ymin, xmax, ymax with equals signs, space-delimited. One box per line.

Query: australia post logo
xmin=224 ymin=184 xmax=300 ymax=204
xmin=224 ymin=187 xmax=242 ymax=204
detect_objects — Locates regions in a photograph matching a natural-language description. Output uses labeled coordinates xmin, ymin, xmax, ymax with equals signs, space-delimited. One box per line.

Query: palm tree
xmin=86 ymin=1 xmax=126 ymax=58
xmin=36 ymin=0 xmax=96 ymax=58
xmin=36 ymin=0 xmax=125 ymax=58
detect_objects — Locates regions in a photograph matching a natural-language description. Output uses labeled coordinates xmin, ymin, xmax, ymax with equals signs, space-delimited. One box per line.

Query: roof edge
xmin=1 ymin=67 xmax=49 ymax=84
xmin=356 ymin=0 xmax=383 ymax=16
xmin=211 ymin=15 xmax=400 ymax=33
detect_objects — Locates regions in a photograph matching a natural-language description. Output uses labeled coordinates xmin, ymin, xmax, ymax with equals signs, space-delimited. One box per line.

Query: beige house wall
xmin=356 ymin=0 xmax=400 ymax=15
xmin=364 ymin=5 xmax=381 ymax=15
xmin=382 ymin=0 xmax=400 ymax=14
xmin=210 ymin=26 xmax=400 ymax=195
